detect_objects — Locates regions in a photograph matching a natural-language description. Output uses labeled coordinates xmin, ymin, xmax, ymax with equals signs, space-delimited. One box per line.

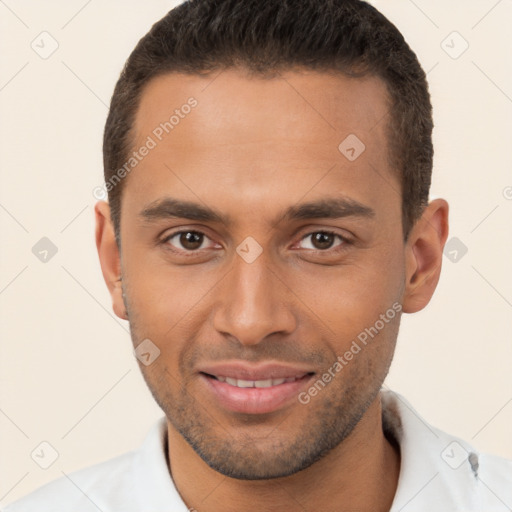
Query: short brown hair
xmin=103 ymin=0 xmax=433 ymax=246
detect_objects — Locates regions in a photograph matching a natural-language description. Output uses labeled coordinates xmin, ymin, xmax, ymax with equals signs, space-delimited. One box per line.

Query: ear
xmin=402 ymin=198 xmax=449 ymax=314
xmin=94 ymin=201 xmax=128 ymax=320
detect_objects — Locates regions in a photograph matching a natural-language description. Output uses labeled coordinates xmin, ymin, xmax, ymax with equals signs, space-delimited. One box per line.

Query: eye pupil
xmin=312 ymin=232 xmax=334 ymax=250
xmin=180 ymin=231 xmax=203 ymax=250
xmin=169 ymin=231 xmax=341 ymax=253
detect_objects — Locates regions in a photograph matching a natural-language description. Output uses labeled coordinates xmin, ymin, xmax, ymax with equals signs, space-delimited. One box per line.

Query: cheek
xmin=125 ymin=243 xmax=218 ymax=315
xmin=285 ymin=250 xmax=403 ymax=336
xmin=123 ymin=233 xmax=405 ymax=353
xmin=123 ymin=255 xmax=223 ymax=360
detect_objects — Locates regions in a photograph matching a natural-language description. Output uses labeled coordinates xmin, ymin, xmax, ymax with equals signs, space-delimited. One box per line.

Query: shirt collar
xmin=130 ymin=389 xmax=482 ymax=511
xmin=382 ymin=389 xmax=480 ymax=511
xmin=131 ymin=416 xmax=189 ymax=511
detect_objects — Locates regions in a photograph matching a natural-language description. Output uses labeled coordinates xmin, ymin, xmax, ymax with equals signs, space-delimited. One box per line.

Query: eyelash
xmin=160 ymin=229 xmax=351 ymax=256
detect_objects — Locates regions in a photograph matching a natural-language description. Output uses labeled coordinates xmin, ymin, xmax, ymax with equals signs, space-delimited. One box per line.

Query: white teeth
xmin=236 ymin=379 xmax=254 ymax=388
xmin=254 ymin=379 xmax=273 ymax=388
xmin=215 ymin=376 xmax=299 ymax=388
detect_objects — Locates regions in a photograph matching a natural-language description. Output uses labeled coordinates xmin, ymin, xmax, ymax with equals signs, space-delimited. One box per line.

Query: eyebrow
xmin=138 ymin=196 xmax=375 ymax=226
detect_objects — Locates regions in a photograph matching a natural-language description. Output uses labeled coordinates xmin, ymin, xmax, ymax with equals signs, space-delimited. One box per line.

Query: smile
xmin=197 ymin=363 xmax=315 ymax=415
xmin=210 ymin=375 xmax=306 ymax=388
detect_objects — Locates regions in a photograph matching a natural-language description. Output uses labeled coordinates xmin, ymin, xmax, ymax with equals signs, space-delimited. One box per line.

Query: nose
xmin=213 ymin=249 xmax=297 ymax=346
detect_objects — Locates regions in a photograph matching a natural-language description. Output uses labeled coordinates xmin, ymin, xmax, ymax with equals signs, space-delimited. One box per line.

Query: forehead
xmin=134 ymin=68 xmax=390 ymax=146
xmin=123 ymin=68 xmax=396 ymax=226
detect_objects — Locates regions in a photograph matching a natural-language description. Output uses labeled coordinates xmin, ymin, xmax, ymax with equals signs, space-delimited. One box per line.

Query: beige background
xmin=1 ymin=0 xmax=511 ymax=506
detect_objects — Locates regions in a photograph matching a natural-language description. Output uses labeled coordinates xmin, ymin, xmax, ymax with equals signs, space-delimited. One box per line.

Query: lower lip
xmin=200 ymin=373 xmax=314 ymax=415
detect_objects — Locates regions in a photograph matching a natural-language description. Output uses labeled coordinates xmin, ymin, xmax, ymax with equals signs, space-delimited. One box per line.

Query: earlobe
xmin=402 ymin=199 xmax=449 ymax=314
xmin=94 ymin=201 xmax=128 ymax=320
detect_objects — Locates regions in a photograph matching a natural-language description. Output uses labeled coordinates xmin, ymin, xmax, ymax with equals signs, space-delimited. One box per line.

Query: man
xmin=5 ymin=0 xmax=511 ymax=511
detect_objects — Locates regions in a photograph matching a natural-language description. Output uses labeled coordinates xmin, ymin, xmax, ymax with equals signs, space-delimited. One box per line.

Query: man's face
xmin=118 ymin=68 xmax=406 ymax=479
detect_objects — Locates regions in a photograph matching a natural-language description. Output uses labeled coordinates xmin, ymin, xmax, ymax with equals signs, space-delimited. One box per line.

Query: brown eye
xmin=298 ymin=231 xmax=345 ymax=251
xmin=164 ymin=231 xmax=210 ymax=251
xmin=312 ymin=232 xmax=335 ymax=249
xmin=179 ymin=232 xmax=204 ymax=250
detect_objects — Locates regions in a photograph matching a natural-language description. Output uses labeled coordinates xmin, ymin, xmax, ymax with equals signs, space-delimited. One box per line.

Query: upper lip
xmin=198 ymin=362 xmax=315 ymax=381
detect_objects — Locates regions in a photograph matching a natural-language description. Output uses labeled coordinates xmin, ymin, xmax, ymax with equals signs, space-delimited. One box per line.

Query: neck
xmin=167 ymin=393 xmax=400 ymax=512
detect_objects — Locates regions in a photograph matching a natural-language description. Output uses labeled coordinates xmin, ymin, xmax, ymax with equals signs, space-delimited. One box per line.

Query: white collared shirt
xmin=4 ymin=390 xmax=511 ymax=511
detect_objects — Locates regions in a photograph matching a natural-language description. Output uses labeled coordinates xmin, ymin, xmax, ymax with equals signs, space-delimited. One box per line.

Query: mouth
xmin=203 ymin=374 xmax=309 ymax=388
xmin=197 ymin=363 xmax=315 ymax=415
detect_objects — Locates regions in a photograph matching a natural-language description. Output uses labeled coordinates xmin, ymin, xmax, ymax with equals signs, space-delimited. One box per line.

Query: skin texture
xmin=95 ymin=68 xmax=449 ymax=511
